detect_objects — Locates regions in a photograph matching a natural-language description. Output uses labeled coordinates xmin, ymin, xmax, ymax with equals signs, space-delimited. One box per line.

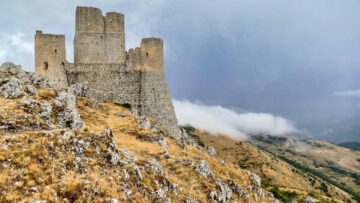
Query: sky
xmin=0 ymin=0 xmax=360 ymax=143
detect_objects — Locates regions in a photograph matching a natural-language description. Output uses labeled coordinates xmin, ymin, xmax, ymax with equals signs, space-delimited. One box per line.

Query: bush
xmin=269 ymin=187 xmax=298 ymax=203
xmin=321 ymin=182 xmax=328 ymax=193
xmin=182 ymin=125 xmax=195 ymax=134
xmin=198 ymin=141 xmax=205 ymax=148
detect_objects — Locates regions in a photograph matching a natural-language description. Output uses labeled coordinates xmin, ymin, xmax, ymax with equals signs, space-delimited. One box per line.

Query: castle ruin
xmin=35 ymin=6 xmax=180 ymax=136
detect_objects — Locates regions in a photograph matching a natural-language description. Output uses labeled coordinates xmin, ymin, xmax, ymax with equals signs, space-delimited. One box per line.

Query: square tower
xmin=35 ymin=30 xmax=68 ymax=88
xmin=74 ymin=6 xmax=126 ymax=64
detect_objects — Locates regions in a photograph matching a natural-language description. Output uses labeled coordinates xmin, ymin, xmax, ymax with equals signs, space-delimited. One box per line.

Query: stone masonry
xmin=35 ymin=6 xmax=180 ymax=136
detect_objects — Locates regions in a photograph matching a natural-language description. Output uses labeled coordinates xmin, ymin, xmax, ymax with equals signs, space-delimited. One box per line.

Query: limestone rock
xmin=136 ymin=116 xmax=151 ymax=129
xmin=29 ymin=73 xmax=49 ymax=88
xmin=303 ymin=197 xmax=314 ymax=203
xmin=206 ymin=146 xmax=217 ymax=157
xmin=115 ymin=113 xmax=126 ymax=117
xmin=69 ymin=83 xmax=90 ymax=97
xmin=57 ymin=108 xmax=84 ymax=129
xmin=208 ymin=190 xmax=217 ymax=200
xmin=56 ymin=91 xmax=84 ymax=129
xmin=194 ymin=159 xmax=214 ymax=179
xmin=0 ymin=62 xmax=22 ymax=74
xmin=133 ymin=165 xmax=143 ymax=181
xmin=51 ymin=98 xmax=63 ymax=107
xmin=87 ymin=101 xmax=99 ymax=108
xmin=216 ymin=179 xmax=233 ymax=203
xmin=0 ymin=77 xmax=24 ymax=99
xmin=39 ymin=101 xmax=52 ymax=123
xmin=250 ymin=173 xmax=261 ymax=187
xmin=110 ymin=199 xmax=118 ymax=203
xmin=183 ymin=197 xmax=198 ymax=203
xmin=147 ymin=157 xmax=163 ymax=175
xmin=228 ymin=179 xmax=243 ymax=196
xmin=26 ymin=84 xmax=38 ymax=95
xmin=58 ymin=91 xmax=76 ymax=109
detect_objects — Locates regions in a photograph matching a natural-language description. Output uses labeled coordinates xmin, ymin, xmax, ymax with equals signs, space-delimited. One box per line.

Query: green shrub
xmin=198 ymin=141 xmax=205 ymax=148
xmin=321 ymin=182 xmax=328 ymax=193
xmin=269 ymin=187 xmax=298 ymax=203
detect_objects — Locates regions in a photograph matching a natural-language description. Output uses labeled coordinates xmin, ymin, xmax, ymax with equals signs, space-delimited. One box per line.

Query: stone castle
xmin=35 ymin=6 xmax=179 ymax=136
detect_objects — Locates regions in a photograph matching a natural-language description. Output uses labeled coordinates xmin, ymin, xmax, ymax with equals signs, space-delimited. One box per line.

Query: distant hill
xmin=338 ymin=142 xmax=360 ymax=151
xmin=248 ymin=134 xmax=360 ymax=201
xmin=187 ymin=129 xmax=356 ymax=202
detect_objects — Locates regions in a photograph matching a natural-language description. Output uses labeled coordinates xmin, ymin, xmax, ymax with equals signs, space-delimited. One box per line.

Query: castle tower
xmin=140 ymin=38 xmax=164 ymax=72
xmin=74 ymin=6 xmax=126 ymax=64
xmin=35 ymin=30 xmax=68 ymax=88
xmin=138 ymin=38 xmax=180 ymax=136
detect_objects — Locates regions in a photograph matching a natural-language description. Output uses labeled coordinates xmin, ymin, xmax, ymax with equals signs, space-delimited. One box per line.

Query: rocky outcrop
xmin=0 ymin=62 xmax=84 ymax=130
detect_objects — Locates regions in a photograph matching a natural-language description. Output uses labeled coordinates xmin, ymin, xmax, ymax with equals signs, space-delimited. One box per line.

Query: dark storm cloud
xmin=1 ymin=0 xmax=360 ymax=142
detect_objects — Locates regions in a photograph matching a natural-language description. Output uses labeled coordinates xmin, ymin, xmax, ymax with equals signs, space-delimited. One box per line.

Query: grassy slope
xmin=249 ymin=135 xmax=360 ymax=199
xmin=191 ymin=130 xmax=355 ymax=203
xmin=0 ymin=91 xmax=271 ymax=202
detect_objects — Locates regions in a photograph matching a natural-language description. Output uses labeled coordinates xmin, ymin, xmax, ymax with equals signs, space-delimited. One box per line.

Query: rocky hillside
xmin=187 ymin=128 xmax=356 ymax=203
xmin=0 ymin=62 xmax=281 ymax=202
xmin=249 ymin=134 xmax=360 ymax=201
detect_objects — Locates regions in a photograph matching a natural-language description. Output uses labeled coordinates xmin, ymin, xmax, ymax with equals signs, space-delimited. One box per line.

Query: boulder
xmin=147 ymin=157 xmax=163 ymax=176
xmin=216 ymin=179 xmax=233 ymax=203
xmin=303 ymin=197 xmax=314 ymax=203
xmin=0 ymin=77 xmax=24 ymax=99
xmin=206 ymin=146 xmax=217 ymax=157
xmin=195 ymin=159 xmax=214 ymax=179
xmin=0 ymin=62 xmax=22 ymax=74
xmin=250 ymin=173 xmax=261 ymax=187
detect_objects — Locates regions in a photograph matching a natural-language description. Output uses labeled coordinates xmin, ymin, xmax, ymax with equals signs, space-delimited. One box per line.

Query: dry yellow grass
xmin=193 ymin=130 xmax=355 ymax=203
xmin=0 ymin=95 xmax=276 ymax=202
xmin=37 ymin=88 xmax=56 ymax=100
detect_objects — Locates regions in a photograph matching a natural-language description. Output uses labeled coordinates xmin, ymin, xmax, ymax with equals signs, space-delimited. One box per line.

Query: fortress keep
xmin=35 ymin=6 xmax=180 ymax=136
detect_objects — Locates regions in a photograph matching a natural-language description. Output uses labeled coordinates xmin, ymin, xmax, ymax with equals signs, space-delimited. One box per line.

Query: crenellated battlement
xmin=34 ymin=6 xmax=180 ymax=136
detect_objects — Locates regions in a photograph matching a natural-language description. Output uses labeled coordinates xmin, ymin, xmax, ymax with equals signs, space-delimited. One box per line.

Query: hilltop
xmin=0 ymin=62 xmax=279 ymax=202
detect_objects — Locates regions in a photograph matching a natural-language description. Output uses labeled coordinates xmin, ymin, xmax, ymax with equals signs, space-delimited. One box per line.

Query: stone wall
xmin=66 ymin=62 xmax=180 ymax=136
xmin=35 ymin=30 xmax=68 ymax=88
xmin=139 ymin=71 xmax=180 ymax=136
xmin=66 ymin=63 xmax=141 ymax=107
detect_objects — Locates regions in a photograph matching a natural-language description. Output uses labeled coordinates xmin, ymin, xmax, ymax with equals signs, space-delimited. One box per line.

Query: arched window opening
xmin=146 ymin=52 xmax=149 ymax=56
xmin=55 ymin=49 xmax=57 ymax=53
xmin=61 ymin=62 xmax=65 ymax=66
xmin=44 ymin=62 xmax=49 ymax=70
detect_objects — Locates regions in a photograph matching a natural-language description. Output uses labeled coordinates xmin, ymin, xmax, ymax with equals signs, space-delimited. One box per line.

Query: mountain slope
xmin=0 ymin=62 xmax=275 ymax=202
xmin=249 ymin=134 xmax=360 ymax=201
xmin=188 ymin=129 xmax=355 ymax=203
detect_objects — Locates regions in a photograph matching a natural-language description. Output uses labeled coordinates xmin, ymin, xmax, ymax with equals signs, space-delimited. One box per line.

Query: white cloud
xmin=10 ymin=33 xmax=33 ymax=54
xmin=283 ymin=138 xmax=313 ymax=152
xmin=0 ymin=33 xmax=34 ymax=71
xmin=173 ymin=99 xmax=298 ymax=139
xmin=334 ymin=89 xmax=360 ymax=97
xmin=0 ymin=49 xmax=5 ymax=60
